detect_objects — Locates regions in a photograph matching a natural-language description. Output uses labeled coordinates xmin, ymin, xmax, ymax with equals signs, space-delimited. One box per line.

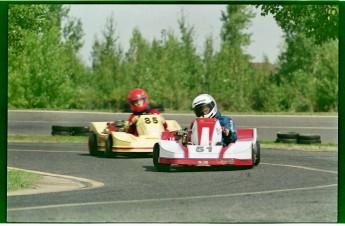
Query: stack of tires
xmin=276 ymin=132 xmax=321 ymax=144
xmin=51 ymin=125 xmax=92 ymax=136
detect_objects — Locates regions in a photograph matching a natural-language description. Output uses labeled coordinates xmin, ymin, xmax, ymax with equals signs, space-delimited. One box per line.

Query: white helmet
xmin=192 ymin=94 xmax=218 ymax=118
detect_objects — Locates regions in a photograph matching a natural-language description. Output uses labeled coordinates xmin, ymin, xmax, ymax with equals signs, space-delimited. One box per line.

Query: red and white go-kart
xmin=153 ymin=117 xmax=260 ymax=171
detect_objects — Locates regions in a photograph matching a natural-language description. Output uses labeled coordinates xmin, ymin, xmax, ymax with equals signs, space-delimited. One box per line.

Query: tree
xmin=8 ymin=27 xmax=76 ymax=108
xmin=8 ymin=4 xmax=87 ymax=109
xmin=257 ymin=4 xmax=339 ymax=44
xmin=215 ymin=5 xmax=255 ymax=112
xmin=177 ymin=12 xmax=203 ymax=98
xmin=8 ymin=5 xmax=51 ymax=55
xmin=125 ymin=27 xmax=152 ymax=88
xmin=201 ymin=35 xmax=216 ymax=95
xmin=256 ymin=4 xmax=338 ymax=112
xmin=89 ymin=14 xmax=124 ymax=110
xmin=272 ymin=32 xmax=338 ymax=112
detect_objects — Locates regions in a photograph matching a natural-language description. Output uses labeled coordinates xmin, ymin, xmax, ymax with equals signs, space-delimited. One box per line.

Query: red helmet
xmin=127 ymin=88 xmax=149 ymax=112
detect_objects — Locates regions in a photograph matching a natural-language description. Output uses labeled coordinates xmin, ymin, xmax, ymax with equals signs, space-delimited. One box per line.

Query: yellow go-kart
xmin=88 ymin=114 xmax=181 ymax=158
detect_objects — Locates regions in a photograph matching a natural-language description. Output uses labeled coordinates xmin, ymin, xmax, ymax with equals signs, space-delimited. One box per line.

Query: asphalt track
xmin=6 ymin=111 xmax=338 ymax=223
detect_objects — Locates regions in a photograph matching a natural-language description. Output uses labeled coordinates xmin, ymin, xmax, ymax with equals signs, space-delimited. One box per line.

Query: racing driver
xmin=191 ymin=94 xmax=237 ymax=146
xmin=126 ymin=88 xmax=168 ymax=136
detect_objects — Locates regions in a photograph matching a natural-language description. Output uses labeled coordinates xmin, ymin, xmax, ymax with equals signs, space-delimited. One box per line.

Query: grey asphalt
xmin=7 ymin=110 xmax=338 ymax=143
xmin=7 ymin=142 xmax=337 ymax=223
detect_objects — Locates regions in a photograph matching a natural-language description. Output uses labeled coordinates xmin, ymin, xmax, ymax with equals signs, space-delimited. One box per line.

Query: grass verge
xmin=8 ymin=134 xmax=88 ymax=143
xmin=260 ymin=140 xmax=337 ymax=151
xmin=7 ymin=168 xmax=42 ymax=191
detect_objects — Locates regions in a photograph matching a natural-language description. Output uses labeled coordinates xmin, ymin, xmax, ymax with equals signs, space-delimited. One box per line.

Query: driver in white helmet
xmin=191 ymin=94 xmax=237 ymax=146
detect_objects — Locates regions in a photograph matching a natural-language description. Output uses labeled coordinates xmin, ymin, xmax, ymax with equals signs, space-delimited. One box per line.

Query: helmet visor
xmin=131 ymin=97 xmax=146 ymax=107
xmin=193 ymin=103 xmax=214 ymax=117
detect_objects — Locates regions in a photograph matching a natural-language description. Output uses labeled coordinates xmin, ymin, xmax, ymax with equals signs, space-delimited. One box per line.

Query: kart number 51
xmin=196 ymin=146 xmax=212 ymax=152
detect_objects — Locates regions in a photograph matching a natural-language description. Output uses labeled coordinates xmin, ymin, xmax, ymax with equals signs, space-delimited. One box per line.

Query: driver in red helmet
xmin=127 ymin=88 xmax=168 ymax=136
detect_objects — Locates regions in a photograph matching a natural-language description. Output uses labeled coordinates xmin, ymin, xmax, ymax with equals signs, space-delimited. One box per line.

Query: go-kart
xmin=153 ymin=117 xmax=260 ymax=171
xmin=88 ymin=114 xmax=181 ymax=157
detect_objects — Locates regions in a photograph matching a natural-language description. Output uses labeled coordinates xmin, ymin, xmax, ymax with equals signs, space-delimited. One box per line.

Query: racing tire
xmin=277 ymin=132 xmax=299 ymax=139
xmin=254 ymin=141 xmax=261 ymax=166
xmin=276 ymin=138 xmax=298 ymax=144
xmin=247 ymin=144 xmax=256 ymax=169
xmin=52 ymin=125 xmax=74 ymax=132
xmin=88 ymin=133 xmax=100 ymax=156
xmin=298 ymin=139 xmax=321 ymax=144
xmin=153 ymin=143 xmax=170 ymax=172
xmin=74 ymin=132 xmax=94 ymax=137
xmin=105 ymin=136 xmax=115 ymax=158
xmin=298 ymin=134 xmax=321 ymax=140
xmin=51 ymin=131 xmax=73 ymax=136
xmin=73 ymin=126 xmax=90 ymax=133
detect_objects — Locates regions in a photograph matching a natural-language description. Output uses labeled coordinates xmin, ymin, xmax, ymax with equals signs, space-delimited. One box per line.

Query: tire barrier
xmin=297 ymin=134 xmax=321 ymax=144
xmin=276 ymin=131 xmax=321 ymax=144
xmin=51 ymin=125 xmax=92 ymax=136
xmin=276 ymin=131 xmax=299 ymax=143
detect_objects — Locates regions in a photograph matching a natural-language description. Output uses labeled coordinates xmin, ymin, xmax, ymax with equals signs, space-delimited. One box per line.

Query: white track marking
xmin=8 ymin=183 xmax=336 ymax=212
xmin=261 ymin=163 xmax=338 ymax=174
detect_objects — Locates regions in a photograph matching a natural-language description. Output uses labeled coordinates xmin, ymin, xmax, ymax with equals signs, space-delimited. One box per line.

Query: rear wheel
xmin=254 ymin=141 xmax=261 ymax=166
xmin=153 ymin=143 xmax=170 ymax=172
xmin=105 ymin=136 xmax=115 ymax=158
xmin=88 ymin=133 xmax=99 ymax=156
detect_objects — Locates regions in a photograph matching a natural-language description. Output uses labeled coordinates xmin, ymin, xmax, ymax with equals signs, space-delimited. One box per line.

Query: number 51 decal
xmin=196 ymin=146 xmax=212 ymax=152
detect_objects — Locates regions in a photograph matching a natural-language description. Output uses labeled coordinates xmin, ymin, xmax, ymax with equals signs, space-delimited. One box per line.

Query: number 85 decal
xmin=144 ymin=117 xmax=158 ymax=124
xmin=196 ymin=146 xmax=212 ymax=152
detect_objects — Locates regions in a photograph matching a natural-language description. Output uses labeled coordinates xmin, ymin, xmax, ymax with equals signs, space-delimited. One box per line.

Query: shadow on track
xmin=143 ymin=165 xmax=253 ymax=173
xmin=78 ymin=153 xmax=153 ymax=159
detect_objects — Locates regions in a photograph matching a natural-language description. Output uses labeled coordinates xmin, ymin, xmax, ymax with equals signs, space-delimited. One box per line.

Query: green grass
xmin=7 ymin=168 xmax=42 ymax=191
xmin=260 ymin=140 xmax=337 ymax=151
xmin=8 ymin=134 xmax=88 ymax=143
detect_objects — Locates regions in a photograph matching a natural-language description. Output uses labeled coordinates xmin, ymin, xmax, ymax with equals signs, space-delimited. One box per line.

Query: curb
xmin=7 ymin=167 xmax=104 ymax=196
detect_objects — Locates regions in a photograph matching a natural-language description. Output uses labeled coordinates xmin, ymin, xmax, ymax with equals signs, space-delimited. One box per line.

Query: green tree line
xmin=8 ymin=4 xmax=339 ymax=113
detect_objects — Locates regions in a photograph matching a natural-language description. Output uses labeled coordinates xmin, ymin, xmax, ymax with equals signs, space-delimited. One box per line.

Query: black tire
xmin=254 ymin=141 xmax=261 ymax=166
xmin=277 ymin=132 xmax=299 ymax=139
xmin=88 ymin=133 xmax=99 ymax=156
xmin=298 ymin=139 xmax=321 ymax=144
xmin=276 ymin=138 xmax=298 ymax=143
xmin=153 ymin=143 xmax=170 ymax=172
xmin=52 ymin=125 xmax=74 ymax=132
xmin=105 ymin=136 xmax=115 ymax=158
xmin=248 ymin=144 xmax=257 ymax=169
xmin=73 ymin=126 xmax=90 ymax=133
xmin=298 ymin=134 xmax=321 ymax=140
xmin=51 ymin=131 xmax=73 ymax=136
xmin=74 ymin=132 xmax=94 ymax=137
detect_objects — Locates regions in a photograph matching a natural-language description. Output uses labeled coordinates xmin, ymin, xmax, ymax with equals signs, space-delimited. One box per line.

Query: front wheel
xmin=153 ymin=143 xmax=170 ymax=172
xmin=88 ymin=133 xmax=99 ymax=156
